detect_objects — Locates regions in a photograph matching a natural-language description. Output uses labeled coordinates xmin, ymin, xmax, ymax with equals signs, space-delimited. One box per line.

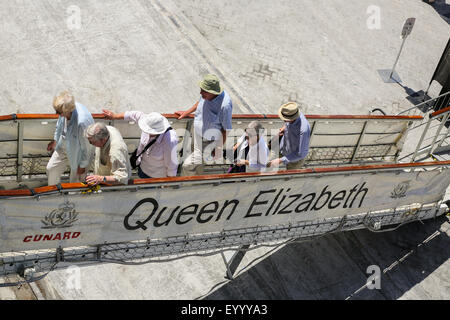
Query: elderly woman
xmin=102 ymin=109 xmax=178 ymax=179
xmin=232 ymin=121 xmax=269 ymax=173
xmin=84 ymin=122 xmax=131 ymax=185
xmin=46 ymin=91 xmax=94 ymax=185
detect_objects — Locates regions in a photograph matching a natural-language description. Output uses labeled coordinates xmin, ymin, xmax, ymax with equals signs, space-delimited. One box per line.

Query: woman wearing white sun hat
xmin=102 ymin=109 xmax=178 ymax=178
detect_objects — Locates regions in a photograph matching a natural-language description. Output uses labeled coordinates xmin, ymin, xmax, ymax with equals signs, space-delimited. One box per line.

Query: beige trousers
xmin=181 ymin=139 xmax=221 ymax=176
xmin=46 ymin=148 xmax=87 ymax=186
xmin=286 ymin=158 xmax=306 ymax=170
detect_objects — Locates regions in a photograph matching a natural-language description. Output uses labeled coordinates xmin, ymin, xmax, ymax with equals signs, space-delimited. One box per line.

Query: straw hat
xmin=278 ymin=102 xmax=300 ymax=121
xmin=138 ymin=112 xmax=170 ymax=135
xmin=198 ymin=74 xmax=223 ymax=95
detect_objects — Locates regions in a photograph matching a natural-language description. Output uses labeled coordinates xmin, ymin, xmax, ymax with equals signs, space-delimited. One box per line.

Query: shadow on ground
xmin=203 ymin=215 xmax=450 ymax=300
xmin=426 ymin=0 xmax=450 ymax=24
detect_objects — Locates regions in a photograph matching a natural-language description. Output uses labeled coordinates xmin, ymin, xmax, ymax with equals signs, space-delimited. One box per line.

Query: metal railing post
xmin=412 ymin=119 xmax=432 ymax=162
xmin=17 ymin=120 xmax=24 ymax=182
xmin=429 ymin=113 xmax=450 ymax=155
xmin=351 ymin=121 xmax=368 ymax=163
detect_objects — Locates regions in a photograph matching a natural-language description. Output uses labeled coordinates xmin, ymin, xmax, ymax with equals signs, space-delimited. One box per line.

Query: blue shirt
xmin=194 ymin=90 xmax=233 ymax=141
xmin=54 ymin=102 xmax=95 ymax=171
xmin=280 ymin=112 xmax=311 ymax=164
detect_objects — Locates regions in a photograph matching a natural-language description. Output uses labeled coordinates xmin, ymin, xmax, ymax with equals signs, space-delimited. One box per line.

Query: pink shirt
xmin=124 ymin=111 xmax=178 ymax=178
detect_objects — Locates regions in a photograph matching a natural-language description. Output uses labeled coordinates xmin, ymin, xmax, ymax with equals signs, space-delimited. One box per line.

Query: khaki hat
xmin=198 ymin=74 xmax=223 ymax=95
xmin=278 ymin=102 xmax=300 ymax=121
xmin=138 ymin=112 xmax=170 ymax=135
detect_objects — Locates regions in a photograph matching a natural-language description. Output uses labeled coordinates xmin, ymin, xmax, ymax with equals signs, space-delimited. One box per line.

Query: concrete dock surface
xmin=0 ymin=0 xmax=449 ymax=299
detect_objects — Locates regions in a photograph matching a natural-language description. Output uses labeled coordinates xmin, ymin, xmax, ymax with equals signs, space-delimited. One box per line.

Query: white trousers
xmin=46 ymin=148 xmax=87 ymax=186
xmin=182 ymin=137 xmax=221 ymax=176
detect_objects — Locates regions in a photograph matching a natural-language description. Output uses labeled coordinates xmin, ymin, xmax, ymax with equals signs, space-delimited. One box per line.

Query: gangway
xmin=0 ymin=111 xmax=449 ymax=284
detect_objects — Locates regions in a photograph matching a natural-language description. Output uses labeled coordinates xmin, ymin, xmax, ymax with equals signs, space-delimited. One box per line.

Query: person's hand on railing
xmin=267 ymin=158 xmax=283 ymax=168
xmin=102 ymin=109 xmax=116 ymax=120
xmin=86 ymin=174 xmax=104 ymax=185
xmin=175 ymin=101 xmax=199 ymax=120
xmin=175 ymin=110 xmax=191 ymax=120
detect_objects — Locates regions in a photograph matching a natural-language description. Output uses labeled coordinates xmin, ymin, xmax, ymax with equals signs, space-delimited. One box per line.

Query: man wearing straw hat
xmin=268 ymin=102 xmax=311 ymax=170
xmin=102 ymin=109 xmax=178 ymax=179
xmin=176 ymin=74 xmax=233 ymax=176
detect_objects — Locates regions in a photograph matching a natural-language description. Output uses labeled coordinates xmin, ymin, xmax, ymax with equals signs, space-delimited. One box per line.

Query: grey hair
xmin=246 ymin=120 xmax=264 ymax=137
xmin=85 ymin=122 xmax=110 ymax=142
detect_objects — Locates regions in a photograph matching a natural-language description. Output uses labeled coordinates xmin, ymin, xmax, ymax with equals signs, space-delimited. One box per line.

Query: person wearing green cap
xmin=176 ymin=74 xmax=233 ymax=176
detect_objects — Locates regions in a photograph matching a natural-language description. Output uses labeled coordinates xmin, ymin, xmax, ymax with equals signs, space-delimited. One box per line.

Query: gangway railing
xmin=395 ymin=91 xmax=450 ymax=162
xmin=0 ymin=113 xmax=423 ymax=189
xmin=396 ymin=91 xmax=450 ymax=116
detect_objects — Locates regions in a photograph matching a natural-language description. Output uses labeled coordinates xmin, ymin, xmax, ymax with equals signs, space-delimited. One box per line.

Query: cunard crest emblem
xmin=390 ymin=181 xmax=410 ymax=198
xmin=41 ymin=201 xmax=78 ymax=229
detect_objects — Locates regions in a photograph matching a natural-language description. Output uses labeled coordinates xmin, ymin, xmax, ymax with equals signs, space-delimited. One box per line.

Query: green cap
xmin=198 ymin=74 xmax=223 ymax=95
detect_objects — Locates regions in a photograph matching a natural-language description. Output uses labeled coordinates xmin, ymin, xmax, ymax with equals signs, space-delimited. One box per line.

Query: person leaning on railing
xmin=267 ymin=102 xmax=311 ymax=170
xmin=84 ymin=122 xmax=132 ymax=185
xmin=175 ymin=74 xmax=233 ymax=176
xmin=46 ymin=91 xmax=95 ymax=185
xmin=102 ymin=109 xmax=178 ymax=179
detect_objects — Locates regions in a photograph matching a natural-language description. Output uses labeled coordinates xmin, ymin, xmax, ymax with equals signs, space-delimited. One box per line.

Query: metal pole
xmin=429 ymin=113 xmax=450 ymax=155
xmin=389 ymin=37 xmax=407 ymax=80
xmin=17 ymin=121 xmax=24 ymax=182
xmin=351 ymin=121 xmax=368 ymax=163
xmin=412 ymin=119 xmax=432 ymax=162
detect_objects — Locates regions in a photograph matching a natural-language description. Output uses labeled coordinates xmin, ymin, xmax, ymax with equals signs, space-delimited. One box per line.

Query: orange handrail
xmin=1 ymin=160 xmax=447 ymax=197
xmin=0 ymin=113 xmax=423 ymax=121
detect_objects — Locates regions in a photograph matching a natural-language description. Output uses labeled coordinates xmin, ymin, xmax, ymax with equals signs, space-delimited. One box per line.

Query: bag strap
xmin=137 ymin=127 xmax=172 ymax=158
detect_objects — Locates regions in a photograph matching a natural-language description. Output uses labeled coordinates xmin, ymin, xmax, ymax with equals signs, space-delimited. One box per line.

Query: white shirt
xmin=236 ymin=134 xmax=269 ymax=173
xmin=124 ymin=111 xmax=178 ymax=178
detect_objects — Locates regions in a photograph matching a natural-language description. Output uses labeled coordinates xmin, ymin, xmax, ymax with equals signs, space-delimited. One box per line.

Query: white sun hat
xmin=138 ymin=112 xmax=171 ymax=135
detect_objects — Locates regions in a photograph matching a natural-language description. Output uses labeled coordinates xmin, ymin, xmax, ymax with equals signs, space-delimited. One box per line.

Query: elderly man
xmin=46 ymin=91 xmax=94 ymax=185
xmin=176 ymin=74 xmax=233 ymax=176
xmin=232 ymin=121 xmax=269 ymax=173
xmin=84 ymin=122 xmax=132 ymax=185
xmin=102 ymin=109 xmax=178 ymax=178
xmin=268 ymin=102 xmax=311 ymax=170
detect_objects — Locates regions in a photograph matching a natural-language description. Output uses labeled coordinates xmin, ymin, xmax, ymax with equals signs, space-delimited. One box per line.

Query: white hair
xmin=53 ymin=91 xmax=75 ymax=115
xmin=85 ymin=122 xmax=109 ymax=142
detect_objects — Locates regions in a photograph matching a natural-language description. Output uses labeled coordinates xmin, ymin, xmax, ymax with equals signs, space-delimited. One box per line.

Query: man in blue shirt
xmin=46 ymin=91 xmax=94 ymax=185
xmin=268 ymin=102 xmax=311 ymax=170
xmin=176 ymin=74 xmax=233 ymax=176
